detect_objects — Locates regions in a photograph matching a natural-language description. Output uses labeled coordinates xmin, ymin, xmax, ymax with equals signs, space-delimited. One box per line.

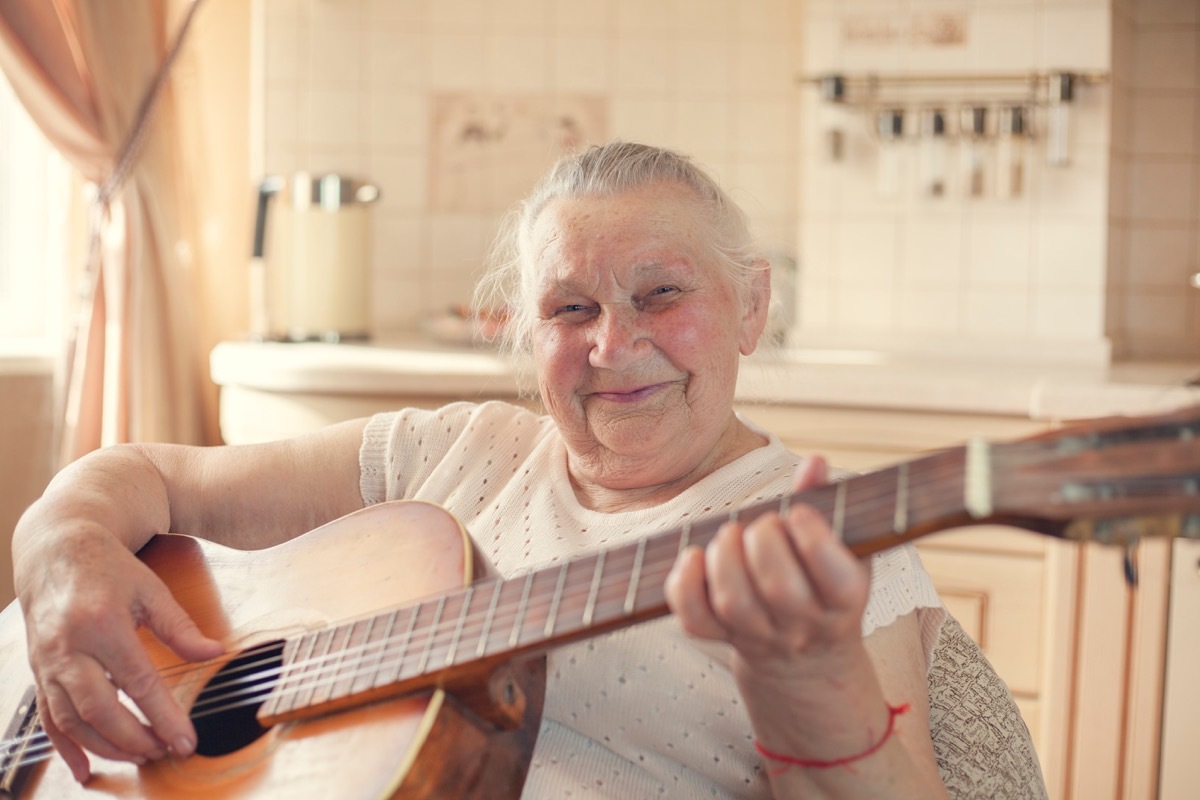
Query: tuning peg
xmin=1123 ymin=540 xmax=1139 ymax=588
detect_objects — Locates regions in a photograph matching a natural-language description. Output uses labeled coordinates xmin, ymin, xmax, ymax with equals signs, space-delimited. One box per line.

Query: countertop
xmin=210 ymin=339 xmax=1200 ymax=422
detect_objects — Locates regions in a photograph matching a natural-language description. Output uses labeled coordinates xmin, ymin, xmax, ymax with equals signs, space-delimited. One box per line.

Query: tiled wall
xmin=797 ymin=0 xmax=1119 ymax=366
xmin=257 ymin=0 xmax=1200 ymax=363
xmin=1107 ymin=0 xmax=1200 ymax=361
xmin=254 ymin=0 xmax=803 ymax=337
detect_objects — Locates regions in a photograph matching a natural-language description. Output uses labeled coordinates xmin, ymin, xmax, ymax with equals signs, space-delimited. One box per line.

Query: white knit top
xmin=359 ymin=401 xmax=944 ymax=799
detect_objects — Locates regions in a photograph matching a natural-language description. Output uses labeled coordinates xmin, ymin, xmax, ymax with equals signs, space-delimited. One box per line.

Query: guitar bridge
xmin=0 ymin=687 xmax=39 ymax=799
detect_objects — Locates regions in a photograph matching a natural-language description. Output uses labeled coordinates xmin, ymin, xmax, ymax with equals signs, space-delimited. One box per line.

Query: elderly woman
xmin=12 ymin=142 xmax=1043 ymax=798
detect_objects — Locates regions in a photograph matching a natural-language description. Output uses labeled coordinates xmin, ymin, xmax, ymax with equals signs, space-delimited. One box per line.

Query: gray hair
xmin=472 ymin=141 xmax=766 ymax=359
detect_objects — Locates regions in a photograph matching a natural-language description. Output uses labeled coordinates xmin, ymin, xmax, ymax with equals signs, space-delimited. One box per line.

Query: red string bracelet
xmin=754 ymin=702 xmax=911 ymax=772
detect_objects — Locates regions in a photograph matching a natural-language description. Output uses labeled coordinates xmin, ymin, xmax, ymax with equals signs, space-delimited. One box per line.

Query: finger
xmin=136 ymin=586 xmax=224 ymax=664
xmin=740 ymin=514 xmax=816 ymax=628
xmin=666 ymin=546 xmax=729 ymax=641
xmin=92 ymin=624 xmax=196 ymax=759
xmin=129 ymin=588 xmax=226 ymax=757
xmin=704 ymin=521 xmax=774 ymax=638
xmin=42 ymin=669 xmax=157 ymax=766
xmin=791 ymin=455 xmax=829 ymax=492
xmin=788 ymin=505 xmax=870 ymax=616
xmin=37 ymin=688 xmax=92 ymax=783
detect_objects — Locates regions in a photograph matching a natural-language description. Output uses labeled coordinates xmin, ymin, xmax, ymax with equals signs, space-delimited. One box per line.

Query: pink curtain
xmin=0 ymin=0 xmax=211 ymax=462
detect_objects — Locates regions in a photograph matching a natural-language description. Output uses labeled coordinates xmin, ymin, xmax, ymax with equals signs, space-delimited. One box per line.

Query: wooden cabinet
xmin=735 ymin=401 xmax=1171 ymax=800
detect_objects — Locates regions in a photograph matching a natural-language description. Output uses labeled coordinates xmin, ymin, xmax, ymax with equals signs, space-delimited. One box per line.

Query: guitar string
xmin=138 ymin=463 xmax=1200 ymax=722
xmin=10 ymin=448 xmax=1191 ymax=771
xmin=1 ymin=463 xmax=969 ymax=768
xmin=0 ymin=455 xmax=994 ymax=769
xmin=3 ymin=450 xmax=1061 ymax=773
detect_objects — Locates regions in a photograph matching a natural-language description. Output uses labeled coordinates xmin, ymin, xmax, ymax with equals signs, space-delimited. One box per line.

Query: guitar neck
xmin=260 ymin=446 xmax=977 ymax=724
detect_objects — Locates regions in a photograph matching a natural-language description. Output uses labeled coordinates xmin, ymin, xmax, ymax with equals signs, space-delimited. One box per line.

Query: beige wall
xmin=0 ymin=366 xmax=57 ymax=606
xmin=254 ymin=0 xmax=804 ymax=337
xmin=796 ymin=0 xmax=1116 ymax=365
xmin=797 ymin=0 xmax=1199 ymax=365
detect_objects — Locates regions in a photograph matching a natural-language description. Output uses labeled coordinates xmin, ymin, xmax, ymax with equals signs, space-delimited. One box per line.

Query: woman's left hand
xmin=664 ymin=455 xmax=870 ymax=680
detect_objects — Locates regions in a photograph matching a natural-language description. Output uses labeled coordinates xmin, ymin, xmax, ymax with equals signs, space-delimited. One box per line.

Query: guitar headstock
xmin=989 ymin=402 xmax=1200 ymax=548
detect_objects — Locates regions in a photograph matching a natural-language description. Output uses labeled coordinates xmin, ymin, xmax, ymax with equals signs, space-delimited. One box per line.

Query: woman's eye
xmin=555 ymin=304 xmax=589 ymax=316
xmin=642 ymin=286 xmax=678 ymax=303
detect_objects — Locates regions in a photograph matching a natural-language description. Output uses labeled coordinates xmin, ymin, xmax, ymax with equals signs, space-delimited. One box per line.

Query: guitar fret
xmin=370 ymin=610 xmax=400 ymax=689
xmin=349 ymin=615 xmax=377 ymax=694
xmin=893 ymin=463 xmax=908 ymax=534
xmin=545 ymin=564 xmax=569 ymax=637
xmin=679 ymin=521 xmax=692 ymax=554
xmin=277 ymin=633 xmax=318 ymax=714
xmin=298 ymin=628 xmax=335 ymax=709
xmin=389 ymin=605 xmax=420 ymax=683
xmin=832 ymin=481 xmax=847 ymax=539
xmin=416 ymin=596 xmax=446 ymax=675
xmin=509 ymin=573 xmax=535 ymax=648
xmin=476 ymin=579 xmax=504 ymax=658
xmin=332 ymin=620 xmax=370 ymax=698
xmin=444 ymin=586 xmax=473 ymax=666
xmin=583 ymin=551 xmax=606 ymax=627
xmin=625 ymin=537 xmax=647 ymax=615
xmin=321 ymin=623 xmax=352 ymax=700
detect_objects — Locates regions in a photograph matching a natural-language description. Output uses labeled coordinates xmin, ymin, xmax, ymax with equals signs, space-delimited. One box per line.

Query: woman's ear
xmin=738 ymin=259 xmax=772 ymax=356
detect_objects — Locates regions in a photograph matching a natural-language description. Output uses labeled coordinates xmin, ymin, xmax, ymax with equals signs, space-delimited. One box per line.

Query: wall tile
xmin=368 ymin=31 xmax=426 ymax=89
xmin=670 ymin=99 xmax=732 ymax=156
xmin=1033 ymin=288 xmax=1105 ymax=340
xmin=613 ymin=38 xmax=674 ymax=94
xmin=484 ymin=34 xmax=550 ymax=91
xmin=966 ymin=213 xmax=1034 ymax=286
xmin=307 ymin=88 xmax=365 ymax=150
xmin=970 ymin=7 xmax=1039 ymax=72
xmin=429 ymin=33 xmax=488 ymax=89
xmin=734 ymin=100 xmax=795 ymax=158
xmin=1131 ymin=94 xmax=1197 ymax=157
xmin=367 ymin=90 xmax=428 ymax=151
xmin=488 ymin=0 xmax=551 ymax=33
xmin=676 ymin=38 xmax=732 ymax=97
xmin=1125 ymin=226 xmax=1194 ymax=289
xmin=1034 ymin=216 xmax=1107 ymax=288
xmin=1132 ymin=0 xmax=1200 ymax=26
xmin=550 ymin=0 xmax=614 ymax=34
xmin=1040 ymin=5 xmax=1111 ymax=72
xmin=429 ymin=0 xmax=489 ymax=32
xmin=550 ymin=36 xmax=611 ymax=93
xmin=1123 ymin=287 xmax=1190 ymax=340
xmin=1129 ymin=158 xmax=1196 ymax=223
xmin=901 ymin=216 xmax=966 ymax=288
xmin=835 ymin=288 xmax=896 ymax=332
xmin=1133 ymin=30 xmax=1198 ymax=92
xmin=897 ymin=286 xmax=963 ymax=335
xmin=964 ymin=286 xmax=1031 ymax=338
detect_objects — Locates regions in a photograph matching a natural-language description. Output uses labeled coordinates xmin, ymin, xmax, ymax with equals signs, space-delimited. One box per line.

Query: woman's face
xmin=529 ymin=181 xmax=769 ymax=495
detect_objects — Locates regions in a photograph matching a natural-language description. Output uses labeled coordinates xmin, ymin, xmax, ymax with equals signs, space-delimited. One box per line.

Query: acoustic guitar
xmin=3 ymin=402 xmax=1200 ymax=798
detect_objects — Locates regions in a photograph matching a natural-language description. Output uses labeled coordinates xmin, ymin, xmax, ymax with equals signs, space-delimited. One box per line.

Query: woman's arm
xmin=12 ymin=417 xmax=368 ymax=782
xmin=664 ymin=457 xmax=949 ymax=799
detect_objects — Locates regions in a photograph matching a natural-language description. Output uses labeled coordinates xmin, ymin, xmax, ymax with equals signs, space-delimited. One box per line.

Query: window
xmin=0 ymin=69 xmax=71 ymax=354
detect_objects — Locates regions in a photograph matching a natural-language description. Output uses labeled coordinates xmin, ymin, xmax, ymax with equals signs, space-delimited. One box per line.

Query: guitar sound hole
xmin=191 ymin=640 xmax=284 ymax=757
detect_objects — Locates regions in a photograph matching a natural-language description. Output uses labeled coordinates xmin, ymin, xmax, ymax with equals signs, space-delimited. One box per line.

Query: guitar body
xmin=0 ymin=501 xmax=544 ymax=799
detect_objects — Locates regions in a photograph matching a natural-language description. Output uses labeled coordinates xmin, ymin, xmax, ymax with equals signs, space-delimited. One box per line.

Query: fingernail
xmin=173 ymin=736 xmax=195 ymax=757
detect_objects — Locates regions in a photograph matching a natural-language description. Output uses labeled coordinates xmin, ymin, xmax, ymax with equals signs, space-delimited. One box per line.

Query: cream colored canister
xmin=252 ymin=172 xmax=379 ymax=341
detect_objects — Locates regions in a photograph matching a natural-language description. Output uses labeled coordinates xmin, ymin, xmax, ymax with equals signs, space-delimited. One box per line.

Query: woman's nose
xmin=589 ymin=306 xmax=645 ymax=369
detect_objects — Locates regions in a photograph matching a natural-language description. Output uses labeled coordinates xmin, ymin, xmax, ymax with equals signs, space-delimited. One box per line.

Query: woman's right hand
xmin=16 ymin=523 xmax=224 ymax=783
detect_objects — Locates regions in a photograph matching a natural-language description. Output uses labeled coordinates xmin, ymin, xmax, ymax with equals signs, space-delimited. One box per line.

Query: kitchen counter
xmin=210 ymin=339 xmax=1200 ymax=423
